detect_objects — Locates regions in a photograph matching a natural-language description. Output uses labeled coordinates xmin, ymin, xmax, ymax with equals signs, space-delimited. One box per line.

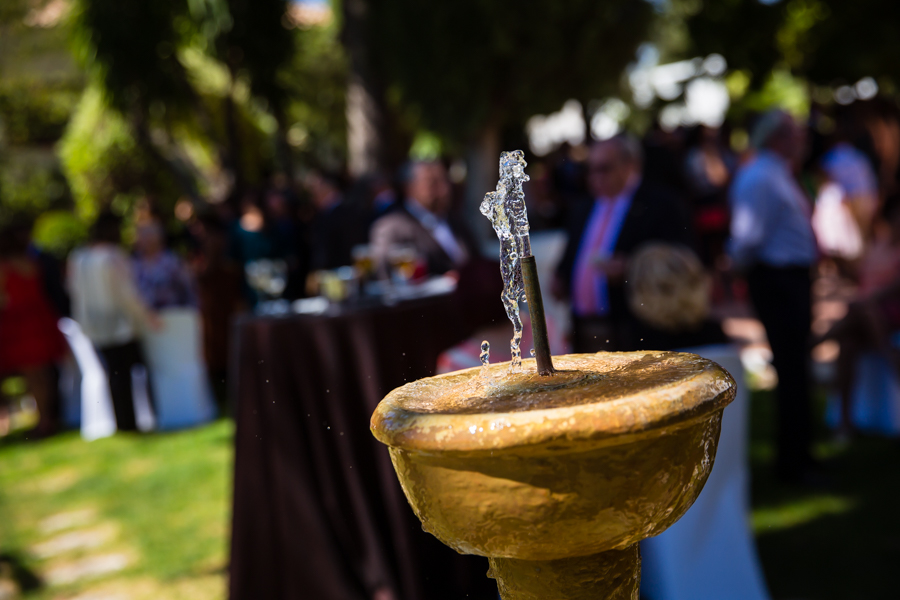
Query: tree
xmin=188 ymin=0 xmax=296 ymax=188
xmin=71 ymin=0 xmax=297 ymax=205
xmin=685 ymin=0 xmax=900 ymax=88
xmin=0 ymin=0 xmax=84 ymax=230
xmin=71 ymin=0 xmax=200 ymax=200
xmin=368 ymin=0 xmax=654 ymax=225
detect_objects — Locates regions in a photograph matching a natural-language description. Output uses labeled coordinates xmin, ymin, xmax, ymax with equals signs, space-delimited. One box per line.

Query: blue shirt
xmin=728 ymin=151 xmax=817 ymax=269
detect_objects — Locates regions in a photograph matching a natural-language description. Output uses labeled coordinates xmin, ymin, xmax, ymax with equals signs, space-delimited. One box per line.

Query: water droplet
xmin=480 ymin=340 xmax=491 ymax=370
xmin=530 ymin=348 xmax=535 ymax=357
xmin=469 ymin=425 xmax=477 ymax=434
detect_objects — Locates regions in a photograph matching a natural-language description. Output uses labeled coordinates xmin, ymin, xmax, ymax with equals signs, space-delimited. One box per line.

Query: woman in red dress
xmin=0 ymin=221 xmax=66 ymax=436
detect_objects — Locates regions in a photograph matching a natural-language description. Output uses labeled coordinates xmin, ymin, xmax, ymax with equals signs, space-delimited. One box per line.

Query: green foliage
xmin=281 ymin=20 xmax=348 ymax=167
xmin=192 ymin=88 xmax=277 ymax=187
xmin=59 ymin=87 xmax=182 ymax=220
xmin=0 ymin=81 xmax=81 ymax=145
xmin=370 ymin=0 xmax=653 ymax=146
xmin=218 ymin=0 xmax=296 ymax=110
xmin=739 ymin=69 xmax=810 ymax=118
xmin=686 ymin=0 xmax=900 ymax=88
xmin=71 ymin=0 xmax=194 ymax=116
xmin=684 ymin=0 xmax=783 ymax=87
xmin=32 ymin=210 xmax=89 ymax=257
xmin=0 ymin=156 xmax=70 ymax=226
xmin=70 ymin=0 xmax=301 ymax=197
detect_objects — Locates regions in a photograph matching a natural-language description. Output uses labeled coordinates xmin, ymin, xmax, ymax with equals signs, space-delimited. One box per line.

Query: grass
xmin=0 ymin=420 xmax=233 ymax=600
xmin=0 ymin=392 xmax=898 ymax=599
xmin=748 ymin=390 xmax=900 ymax=600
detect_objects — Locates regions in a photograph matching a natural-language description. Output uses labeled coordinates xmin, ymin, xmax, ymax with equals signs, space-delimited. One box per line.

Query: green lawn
xmin=0 ymin=393 xmax=898 ymax=599
xmin=748 ymin=391 xmax=900 ymax=600
xmin=0 ymin=421 xmax=233 ymax=600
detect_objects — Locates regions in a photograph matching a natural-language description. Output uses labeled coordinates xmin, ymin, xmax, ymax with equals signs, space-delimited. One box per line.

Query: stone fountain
xmin=370 ymin=152 xmax=735 ymax=599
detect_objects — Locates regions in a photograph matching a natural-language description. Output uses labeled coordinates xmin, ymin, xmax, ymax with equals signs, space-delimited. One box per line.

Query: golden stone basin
xmin=371 ymin=352 xmax=736 ymax=599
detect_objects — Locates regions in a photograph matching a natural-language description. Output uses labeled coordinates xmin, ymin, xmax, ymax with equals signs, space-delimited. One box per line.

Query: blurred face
xmin=407 ymin=163 xmax=452 ymax=215
xmin=266 ymin=192 xmax=289 ymax=218
xmin=587 ymin=142 xmax=636 ymax=199
xmin=202 ymin=227 xmax=227 ymax=259
xmin=768 ymin=116 xmax=806 ymax=165
xmin=305 ymin=174 xmax=339 ymax=210
xmin=135 ymin=224 xmax=164 ymax=257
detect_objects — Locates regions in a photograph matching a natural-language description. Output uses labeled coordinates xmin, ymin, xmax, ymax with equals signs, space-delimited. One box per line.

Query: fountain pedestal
xmin=372 ymin=352 xmax=735 ymax=599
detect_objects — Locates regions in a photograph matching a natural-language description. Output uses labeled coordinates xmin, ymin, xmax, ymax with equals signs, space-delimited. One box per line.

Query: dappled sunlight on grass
xmin=752 ymin=494 xmax=857 ymax=534
xmin=0 ymin=420 xmax=233 ymax=599
xmin=749 ymin=389 xmax=900 ymax=599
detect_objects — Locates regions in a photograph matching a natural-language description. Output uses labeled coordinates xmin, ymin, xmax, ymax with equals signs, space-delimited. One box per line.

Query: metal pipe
xmin=521 ymin=255 xmax=555 ymax=376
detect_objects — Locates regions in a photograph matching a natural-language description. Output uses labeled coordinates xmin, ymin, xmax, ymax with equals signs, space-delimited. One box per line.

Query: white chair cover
xmin=640 ymin=344 xmax=770 ymax=600
xmin=58 ymin=318 xmax=117 ymax=441
xmin=140 ymin=308 xmax=216 ymax=430
xmin=826 ymin=352 xmax=900 ymax=436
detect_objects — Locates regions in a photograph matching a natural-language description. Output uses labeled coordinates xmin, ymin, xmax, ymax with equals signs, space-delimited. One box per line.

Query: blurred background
xmin=1 ymin=0 xmax=899 ymax=599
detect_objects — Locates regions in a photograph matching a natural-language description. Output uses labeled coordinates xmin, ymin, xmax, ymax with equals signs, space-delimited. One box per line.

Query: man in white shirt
xmin=370 ymin=161 xmax=472 ymax=276
xmin=68 ymin=212 xmax=160 ymax=431
xmin=729 ymin=109 xmax=819 ymax=482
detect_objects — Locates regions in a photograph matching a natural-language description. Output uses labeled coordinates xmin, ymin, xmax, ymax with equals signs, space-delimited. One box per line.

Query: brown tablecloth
xmin=228 ymin=294 xmax=498 ymax=600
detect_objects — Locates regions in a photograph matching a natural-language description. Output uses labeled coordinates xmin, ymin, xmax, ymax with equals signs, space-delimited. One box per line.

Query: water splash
xmin=480 ymin=340 xmax=491 ymax=373
xmin=480 ymin=150 xmax=532 ymax=370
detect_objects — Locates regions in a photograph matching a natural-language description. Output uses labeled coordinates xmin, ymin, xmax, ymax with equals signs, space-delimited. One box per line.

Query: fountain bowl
xmin=371 ymin=351 xmax=735 ymax=599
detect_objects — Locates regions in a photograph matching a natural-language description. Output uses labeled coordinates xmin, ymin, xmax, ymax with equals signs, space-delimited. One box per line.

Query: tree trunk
xmin=222 ymin=82 xmax=244 ymax=201
xmin=464 ymin=120 xmax=501 ymax=248
xmin=343 ymin=0 xmax=388 ymax=178
xmin=272 ymin=104 xmax=295 ymax=185
xmin=130 ymin=109 xmax=200 ymax=204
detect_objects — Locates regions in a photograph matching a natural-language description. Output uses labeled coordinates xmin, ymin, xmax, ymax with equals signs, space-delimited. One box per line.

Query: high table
xmin=228 ymin=293 xmax=498 ymax=600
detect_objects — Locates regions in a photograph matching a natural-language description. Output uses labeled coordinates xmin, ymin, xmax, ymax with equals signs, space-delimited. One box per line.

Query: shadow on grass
xmin=0 ymin=552 xmax=42 ymax=592
xmin=749 ymin=389 xmax=900 ymax=599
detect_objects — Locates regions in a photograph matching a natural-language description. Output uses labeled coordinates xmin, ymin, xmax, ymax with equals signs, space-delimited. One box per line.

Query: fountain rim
xmin=371 ymin=351 xmax=735 ymax=454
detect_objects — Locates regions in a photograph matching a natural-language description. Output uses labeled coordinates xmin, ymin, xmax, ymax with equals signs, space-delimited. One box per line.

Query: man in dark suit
xmin=370 ymin=161 xmax=476 ymax=276
xmin=306 ymin=170 xmax=366 ymax=271
xmin=556 ymin=134 xmax=693 ymax=351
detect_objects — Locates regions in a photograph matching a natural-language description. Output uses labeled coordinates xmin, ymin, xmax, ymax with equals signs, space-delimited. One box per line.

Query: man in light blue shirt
xmin=729 ymin=109 xmax=819 ymax=482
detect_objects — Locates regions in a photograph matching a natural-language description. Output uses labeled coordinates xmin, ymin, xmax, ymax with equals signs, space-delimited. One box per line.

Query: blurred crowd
xmin=3 ymin=97 xmax=900 ymax=487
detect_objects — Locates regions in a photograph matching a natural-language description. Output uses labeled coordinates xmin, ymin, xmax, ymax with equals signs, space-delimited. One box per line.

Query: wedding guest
xmin=817 ymin=199 xmax=900 ymax=435
xmin=555 ymin=134 xmax=693 ymax=352
xmin=265 ymin=187 xmax=309 ymax=300
xmin=821 ymin=117 xmax=881 ymax=242
xmin=68 ymin=212 xmax=160 ymax=431
xmin=370 ymin=161 xmax=476 ymax=276
xmin=192 ymin=215 xmax=246 ymax=406
xmin=231 ymin=192 xmax=279 ymax=266
xmin=683 ymin=125 xmax=734 ymax=266
xmin=230 ymin=192 xmax=281 ymax=305
xmin=0 ymin=220 xmax=66 ymax=437
xmin=729 ymin=109 xmax=818 ymax=482
xmin=626 ymin=244 xmax=728 ymax=351
xmin=133 ymin=221 xmax=197 ymax=310
xmin=306 ymin=170 xmax=366 ymax=271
